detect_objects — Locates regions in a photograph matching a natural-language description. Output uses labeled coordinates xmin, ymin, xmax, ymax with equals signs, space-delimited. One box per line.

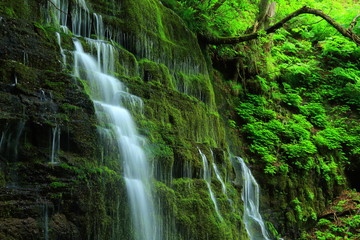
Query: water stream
xmin=49 ymin=125 xmax=60 ymax=164
xmin=234 ymin=156 xmax=271 ymax=240
xmin=49 ymin=0 xmax=161 ymax=239
xmin=73 ymin=24 xmax=160 ymax=240
xmin=198 ymin=148 xmax=223 ymax=221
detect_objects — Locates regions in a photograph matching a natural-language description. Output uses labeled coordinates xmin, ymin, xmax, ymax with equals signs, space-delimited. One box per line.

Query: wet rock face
xmin=0 ymin=12 xmax=105 ymax=240
xmin=0 ymin=17 xmax=60 ymax=71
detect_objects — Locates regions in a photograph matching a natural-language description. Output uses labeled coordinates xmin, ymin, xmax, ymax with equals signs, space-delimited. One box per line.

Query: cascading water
xmin=198 ymin=148 xmax=223 ymax=221
xmin=75 ymin=6 xmax=159 ymax=240
xmin=48 ymin=0 xmax=161 ymax=239
xmin=74 ymin=39 xmax=160 ymax=240
xmin=233 ymin=156 xmax=271 ymax=240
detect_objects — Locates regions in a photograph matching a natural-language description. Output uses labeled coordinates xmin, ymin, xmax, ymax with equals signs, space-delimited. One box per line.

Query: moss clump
xmin=0 ymin=0 xmax=41 ymax=21
xmin=139 ymin=59 xmax=175 ymax=89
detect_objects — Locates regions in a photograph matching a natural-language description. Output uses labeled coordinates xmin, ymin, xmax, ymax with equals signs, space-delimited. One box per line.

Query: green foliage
xmin=161 ymin=0 xmax=257 ymax=35
xmin=300 ymin=103 xmax=327 ymax=128
xmin=303 ymin=191 xmax=360 ymax=240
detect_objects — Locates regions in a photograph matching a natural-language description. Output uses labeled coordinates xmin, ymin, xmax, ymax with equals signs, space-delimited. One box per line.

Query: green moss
xmin=50 ymin=181 xmax=67 ymax=188
xmin=0 ymin=0 xmax=38 ymax=20
xmin=139 ymin=59 xmax=175 ymax=89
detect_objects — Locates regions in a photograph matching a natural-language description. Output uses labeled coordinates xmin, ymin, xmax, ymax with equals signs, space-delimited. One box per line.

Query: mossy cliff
xmin=0 ymin=0 xmax=357 ymax=239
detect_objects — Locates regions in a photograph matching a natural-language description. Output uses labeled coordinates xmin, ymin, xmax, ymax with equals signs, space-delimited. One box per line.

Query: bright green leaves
xmin=302 ymin=191 xmax=360 ymax=240
xmin=161 ymin=0 xmax=258 ymax=36
xmin=313 ymin=127 xmax=346 ymax=150
xmin=300 ymin=103 xmax=327 ymax=128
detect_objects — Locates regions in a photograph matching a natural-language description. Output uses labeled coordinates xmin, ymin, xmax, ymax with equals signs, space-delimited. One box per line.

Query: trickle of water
xmin=72 ymin=0 xmax=91 ymax=37
xmin=94 ymin=13 xmax=104 ymax=39
xmin=50 ymin=126 xmax=60 ymax=164
xmin=233 ymin=156 xmax=271 ymax=240
xmin=56 ymin=32 xmax=66 ymax=67
xmin=183 ymin=160 xmax=192 ymax=179
xmin=23 ymin=51 xmax=29 ymax=65
xmin=43 ymin=204 xmax=49 ymax=240
xmin=48 ymin=0 xmax=69 ymax=26
xmin=198 ymin=148 xmax=223 ymax=221
xmin=0 ymin=121 xmax=25 ymax=161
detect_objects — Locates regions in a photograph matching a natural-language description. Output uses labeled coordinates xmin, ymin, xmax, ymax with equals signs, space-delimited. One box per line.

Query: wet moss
xmin=0 ymin=0 xmax=42 ymax=21
xmin=139 ymin=59 xmax=174 ymax=89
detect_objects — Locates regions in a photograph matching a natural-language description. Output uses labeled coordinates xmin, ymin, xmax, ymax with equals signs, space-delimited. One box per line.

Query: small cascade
xmin=56 ymin=32 xmax=66 ymax=67
xmin=198 ymin=148 xmax=223 ymax=221
xmin=72 ymin=0 xmax=91 ymax=37
xmin=49 ymin=126 xmax=60 ymax=164
xmin=49 ymin=0 xmax=89 ymax=37
xmin=48 ymin=0 xmax=69 ymax=27
xmin=0 ymin=121 xmax=25 ymax=161
xmin=93 ymin=13 xmax=104 ymax=39
xmin=210 ymin=151 xmax=227 ymax=195
xmin=85 ymin=38 xmax=115 ymax=75
xmin=233 ymin=157 xmax=271 ymax=240
xmin=43 ymin=204 xmax=49 ymax=240
xmin=23 ymin=51 xmax=29 ymax=65
xmin=11 ymin=75 xmax=18 ymax=87
xmin=211 ymin=151 xmax=236 ymax=212
xmin=183 ymin=160 xmax=192 ymax=179
xmin=0 ymin=121 xmax=25 ymax=187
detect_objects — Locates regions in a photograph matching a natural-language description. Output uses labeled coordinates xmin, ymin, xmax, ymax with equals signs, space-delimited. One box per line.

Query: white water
xmin=50 ymin=126 xmax=60 ymax=164
xmin=72 ymin=0 xmax=91 ymax=37
xmin=74 ymin=40 xmax=160 ymax=240
xmin=210 ymin=150 xmax=227 ymax=195
xmin=59 ymin=1 xmax=160 ymax=238
xmin=234 ymin=157 xmax=270 ymax=240
xmin=48 ymin=0 xmax=161 ymax=238
xmin=56 ymin=32 xmax=66 ymax=67
xmin=198 ymin=148 xmax=223 ymax=221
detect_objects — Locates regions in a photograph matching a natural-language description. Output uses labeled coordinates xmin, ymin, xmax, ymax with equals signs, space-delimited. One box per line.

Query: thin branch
xmin=348 ymin=14 xmax=360 ymax=31
xmin=47 ymin=0 xmax=70 ymax=17
xmin=200 ymin=6 xmax=360 ymax=46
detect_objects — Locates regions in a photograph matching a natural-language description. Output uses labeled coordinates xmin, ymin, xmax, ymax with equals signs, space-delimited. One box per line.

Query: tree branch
xmin=348 ymin=14 xmax=360 ymax=31
xmin=47 ymin=0 xmax=70 ymax=17
xmin=201 ymin=6 xmax=360 ymax=46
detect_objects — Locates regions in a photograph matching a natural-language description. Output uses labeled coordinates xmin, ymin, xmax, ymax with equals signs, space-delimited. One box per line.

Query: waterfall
xmin=233 ymin=157 xmax=270 ymax=240
xmin=48 ymin=0 xmax=162 ymax=238
xmin=74 ymin=39 xmax=160 ymax=240
xmin=62 ymin=2 xmax=161 ymax=240
xmin=198 ymin=148 xmax=223 ymax=221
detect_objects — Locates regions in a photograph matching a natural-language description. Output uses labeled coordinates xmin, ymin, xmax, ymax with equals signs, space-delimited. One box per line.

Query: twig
xmin=47 ymin=0 xmax=70 ymax=17
xmin=348 ymin=14 xmax=360 ymax=31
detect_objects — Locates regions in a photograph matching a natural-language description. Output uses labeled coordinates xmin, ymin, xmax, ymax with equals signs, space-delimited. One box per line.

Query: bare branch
xmin=348 ymin=14 xmax=360 ymax=31
xmin=201 ymin=6 xmax=360 ymax=46
xmin=47 ymin=0 xmax=70 ymax=17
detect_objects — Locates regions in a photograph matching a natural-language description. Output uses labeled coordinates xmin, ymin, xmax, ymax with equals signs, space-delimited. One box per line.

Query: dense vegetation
xmin=162 ymin=0 xmax=360 ymax=238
